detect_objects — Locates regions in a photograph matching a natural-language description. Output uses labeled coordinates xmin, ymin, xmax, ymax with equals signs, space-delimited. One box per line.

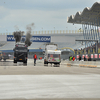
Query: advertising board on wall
xmin=7 ymin=35 xmax=51 ymax=42
xmin=31 ymin=36 xmax=51 ymax=42
xmin=7 ymin=35 xmax=15 ymax=41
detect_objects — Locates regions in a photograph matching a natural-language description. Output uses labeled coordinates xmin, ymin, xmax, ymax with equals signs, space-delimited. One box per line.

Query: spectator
xmin=72 ymin=56 xmax=75 ymax=61
xmin=69 ymin=56 xmax=72 ymax=61
xmin=88 ymin=56 xmax=91 ymax=61
xmin=79 ymin=55 xmax=81 ymax=61
xmin=84 ymin=56 xmax=86 ymax=61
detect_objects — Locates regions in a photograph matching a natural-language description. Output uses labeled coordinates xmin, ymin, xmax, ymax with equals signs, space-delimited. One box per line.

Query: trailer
xmin=0 ymin=51 xmax=9 ymax=61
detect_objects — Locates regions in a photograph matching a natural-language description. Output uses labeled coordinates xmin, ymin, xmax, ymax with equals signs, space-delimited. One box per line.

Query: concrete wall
xmin=51 ymin=36 xmax=75 ymax=44
xmin=0 ymin=35 xmax=6 ymax=41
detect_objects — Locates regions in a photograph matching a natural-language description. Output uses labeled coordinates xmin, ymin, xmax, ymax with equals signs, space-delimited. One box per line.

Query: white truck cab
xmin=44 ymin=43 xmax=61 ymax=66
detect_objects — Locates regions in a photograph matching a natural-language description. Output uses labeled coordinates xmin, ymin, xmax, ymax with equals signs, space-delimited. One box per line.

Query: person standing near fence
xmin=33 ymin=53 xmax=37 ymax=66
xmin=72 ymin=56 xmax=75 ymax=61
xmin=84 ymin=56 xmax=86 ymax=61
xmin=79 ymin=55 xmax=81 ymax=61
xmin=88 ymin=56 xmax=91 ymax=61
xmin=69 ymin=56 xmax=72 ymax=61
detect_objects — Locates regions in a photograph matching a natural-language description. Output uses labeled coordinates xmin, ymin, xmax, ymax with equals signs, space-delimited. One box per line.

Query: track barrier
xmin=62 ymin=61 xmax=100 ymax=68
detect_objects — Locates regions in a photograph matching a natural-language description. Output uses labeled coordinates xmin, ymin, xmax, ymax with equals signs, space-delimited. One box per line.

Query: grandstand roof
xmin=67 ymin=2 xmax=100 ymax=25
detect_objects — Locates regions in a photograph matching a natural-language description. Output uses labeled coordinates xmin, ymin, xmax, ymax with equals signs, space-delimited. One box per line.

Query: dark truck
xmin=13 ymin=43 xmax=29 ymax=64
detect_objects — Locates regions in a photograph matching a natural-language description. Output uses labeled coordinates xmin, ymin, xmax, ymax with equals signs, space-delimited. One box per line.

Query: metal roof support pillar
xmin=94 ymin=18 xmax=97 ymax=53
xmin=85 ymin=24 xmax=87 ymax=40
xmin=97 ymin=17 xmax=99 ymax=40
xmin=95 ymin=17 xmax=97 ymax=40
xmin=82 ymin=24 xmax=83 ymax=36
xmin=85 ymin=23 xmax=87 ymax=54
xmin=84 ymin=24 xmax=85 ymax=39
xmin=96 ymin=40 xmax=98 ymax=54
xmin=87 ymin=23 xmax=90 ymax=47
xmin=86 ymin=23 xmax=88 ymax=48
xmin=97 ymin=17 xmax=100 ymax=43
xmin=90 ymin=22 xmax=92 ymax=40
xmin=92 ymin=20 xmax=94 ymax=40
xmin=82 ymin=24 xmax=85 ymax=39
xmin=88 ymin=24 xmax=90 ymax=46
xmin=90 ymin=21 xmax=92 ymax=47
xmin=92 ymin=19 xmax=95 ymax=40
xmin=88 ymin=23 xmax=91 ymax=47
xmin=84 ymin=24 xmax=86 ymax=39
xmin=89 ymin=23 xmax=91 ymax=47
xmin=94 ymin=18 xmax=97 ymax=40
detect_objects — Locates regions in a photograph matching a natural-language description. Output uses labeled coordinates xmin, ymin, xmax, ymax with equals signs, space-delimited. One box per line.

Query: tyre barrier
xmin=79 ymin=64 xmax=97 ymax=68
xmin=67 ymin=63 xmax=71 ymax=67
xmin=64 ymin=61 xmax=100 ymax=68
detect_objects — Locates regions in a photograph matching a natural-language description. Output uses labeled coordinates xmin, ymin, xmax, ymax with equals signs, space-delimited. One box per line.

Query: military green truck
xmin=13 ymin=43 xmax=29 ymax=64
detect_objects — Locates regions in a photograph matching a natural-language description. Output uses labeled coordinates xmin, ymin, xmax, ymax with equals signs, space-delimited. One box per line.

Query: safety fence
xmin=75 ymin=53 xmax=100 ymax=61
xmin=0 ymin=30 xmax=83 ymax=35
xmin=74 ymin=48 xmax=100 ymax=54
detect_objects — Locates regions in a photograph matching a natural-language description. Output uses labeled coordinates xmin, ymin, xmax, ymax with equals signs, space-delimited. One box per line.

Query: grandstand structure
xmin=67 ymin=2 xmax=100 ymax=60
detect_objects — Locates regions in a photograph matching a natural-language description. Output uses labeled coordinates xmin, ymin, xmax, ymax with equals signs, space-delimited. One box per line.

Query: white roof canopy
xmin=67 ymin=2 xmax=100 ymax=25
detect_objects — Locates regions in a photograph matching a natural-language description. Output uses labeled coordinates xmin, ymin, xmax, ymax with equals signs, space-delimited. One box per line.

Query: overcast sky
xmin=0 ymin=0 xmax=97 ymax=33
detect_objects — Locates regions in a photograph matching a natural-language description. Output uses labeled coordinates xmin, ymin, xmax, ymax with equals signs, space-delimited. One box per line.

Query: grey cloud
xmin=0 ymin=0 xmax=97 ymax=10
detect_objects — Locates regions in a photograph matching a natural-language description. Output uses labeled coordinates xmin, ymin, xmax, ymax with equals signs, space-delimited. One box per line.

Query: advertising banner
xmin=7 ymin=35 xmax=15 ymax=41
xmin=91 ymin=54 xmax=93 ymax=58
xmin=77 ymin=55 xmax=79 ymax=59
xmin=85 ymin=55 xmax=88 ymax=59
xmin=31 ymin=36 xmax=51 ymax=42
xmin=7 ymin=35 xmax=51 ymax=42
xmin=94 ymin=54 xmax=98 ymax=58
xmin=82 ymin=55 xmax=85 ymax=58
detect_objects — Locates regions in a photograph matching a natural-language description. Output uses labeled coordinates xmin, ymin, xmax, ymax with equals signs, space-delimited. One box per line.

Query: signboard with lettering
xmin=7 ymin=35 xmax=51 ymax=42
xmin=7 ymin=35 xmax=15 ymax=41
xmin=31 ymin=36 xmax=51 ymax=42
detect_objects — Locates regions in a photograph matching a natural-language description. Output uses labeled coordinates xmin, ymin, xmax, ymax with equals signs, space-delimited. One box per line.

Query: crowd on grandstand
xmin=74 ymin=42 xmax=100 ymax=55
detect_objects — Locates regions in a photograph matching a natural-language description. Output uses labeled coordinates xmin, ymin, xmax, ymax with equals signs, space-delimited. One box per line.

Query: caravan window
xmin=48 ymin=54 xmax=60 ymax=58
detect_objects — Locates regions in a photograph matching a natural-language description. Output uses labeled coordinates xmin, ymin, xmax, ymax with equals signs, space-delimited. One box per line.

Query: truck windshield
xmin=16 ymin=47 xmax=27 ymax=52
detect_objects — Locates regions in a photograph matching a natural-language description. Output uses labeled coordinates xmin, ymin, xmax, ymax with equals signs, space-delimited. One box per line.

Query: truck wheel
xmin=44 ymin=61 xmax=46 ymax=64
xmin=24 ymin=60 xmax=27 ymax=64
xmin=44 ymin=61 xmax=47 ymax=64
xmin=44 ymin=61 xmax=48 ymax=66
xmin=14 ymin=60 xmax=17 ymax=63
xmin=3 ymin=59 xmax=6 ymax=61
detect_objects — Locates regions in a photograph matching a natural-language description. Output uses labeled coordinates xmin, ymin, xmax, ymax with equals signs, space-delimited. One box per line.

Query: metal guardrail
xmin=0 ymin=30 xmax=83 ymax=35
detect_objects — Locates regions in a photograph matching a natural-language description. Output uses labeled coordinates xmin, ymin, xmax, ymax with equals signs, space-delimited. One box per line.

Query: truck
xmin=0 ymin=51 xmax=9 ymax=61
xmin=44 ymin=43 xmax=61 ymax=66
xmin=13 ymin=43 xmax=29 ymax=64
